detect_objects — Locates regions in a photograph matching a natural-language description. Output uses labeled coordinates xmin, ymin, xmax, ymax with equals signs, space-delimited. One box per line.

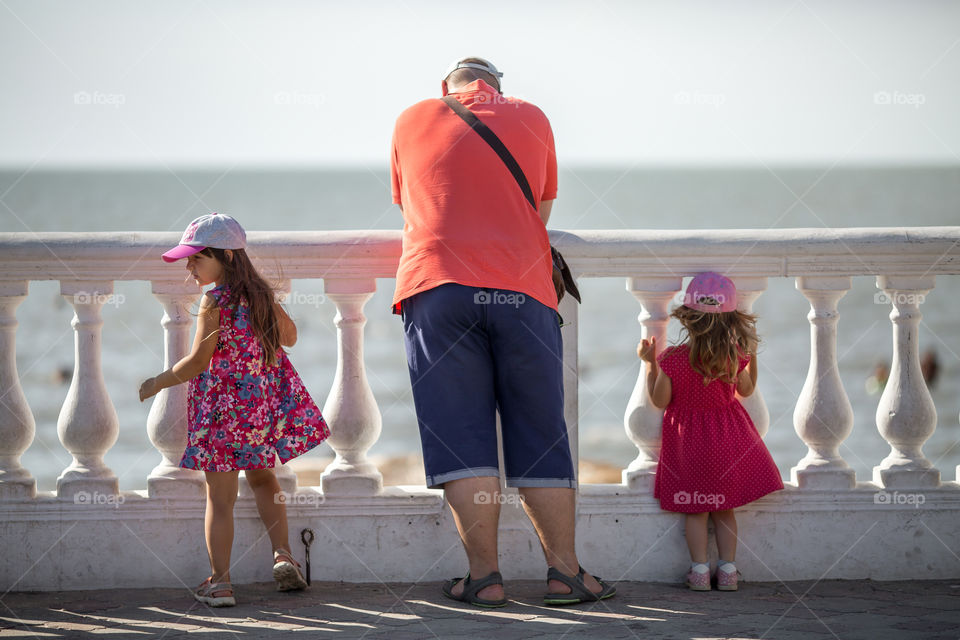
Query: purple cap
xmin=162 ymin=213 xmax=246 ymax=263
xmin=682 ymin=272 xmax=737 ymax=313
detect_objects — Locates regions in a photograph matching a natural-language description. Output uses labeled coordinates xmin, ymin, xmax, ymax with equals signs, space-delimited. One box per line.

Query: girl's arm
xmin=139 ymin=294 xmax=220 ymax=402
xmin=736 ymin=352 xmax=758 ymax=397
xmin=274 ymin=301 xmax=297 ymax=347
xmin=637 ymin=337 xmax=672 ymax=409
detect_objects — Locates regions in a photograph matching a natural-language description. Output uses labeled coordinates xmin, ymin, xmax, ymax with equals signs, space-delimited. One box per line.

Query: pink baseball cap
xmin=682 ymin=271 xmax=737 ymax=313
xmin=162 ymin=213 xmax=246 ymax=262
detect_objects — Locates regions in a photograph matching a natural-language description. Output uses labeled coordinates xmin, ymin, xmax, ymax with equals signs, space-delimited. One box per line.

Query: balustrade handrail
xmin=1 ymin=227 xmax=959 ymax=282
xmin=0 ymin=226 xmax=958 ymax=505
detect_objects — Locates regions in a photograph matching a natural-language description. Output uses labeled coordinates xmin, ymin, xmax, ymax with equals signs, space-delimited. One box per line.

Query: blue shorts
xmin=402 ymin=283 xmax=576 ymax=489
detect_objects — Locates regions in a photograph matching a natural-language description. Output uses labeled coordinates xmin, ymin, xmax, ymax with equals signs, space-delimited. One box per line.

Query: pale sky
xmin=1 ymin=0 xmax=959 ymax=167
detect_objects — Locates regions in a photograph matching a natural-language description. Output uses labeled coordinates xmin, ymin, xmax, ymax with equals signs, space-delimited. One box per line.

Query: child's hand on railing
xmin=637 ymin=336 xmax=658 ymax=364
xmin=139 ymin=377 xmax=158 ymax=402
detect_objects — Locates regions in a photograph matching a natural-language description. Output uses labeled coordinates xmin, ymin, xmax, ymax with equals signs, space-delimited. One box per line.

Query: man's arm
xmin=539 ymin=199 xmax=554 ymax=226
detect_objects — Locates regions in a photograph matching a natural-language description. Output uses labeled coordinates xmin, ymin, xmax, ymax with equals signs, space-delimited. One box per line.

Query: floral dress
xmin=653 ymin=344 xmax=783 ymax=513
xmin=180 ymin=284 xmax=329 ymax=471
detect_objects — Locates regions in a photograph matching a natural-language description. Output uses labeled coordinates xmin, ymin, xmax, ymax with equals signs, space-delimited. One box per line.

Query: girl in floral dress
xmin=637 ymin=272 xmax=783 ymax=592
xmin=139 ymin=213 xmax=329 ymax=607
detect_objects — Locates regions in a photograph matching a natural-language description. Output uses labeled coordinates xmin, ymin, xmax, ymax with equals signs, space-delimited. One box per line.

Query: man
xmin=390 ymin=57 xmax=615 ymax=607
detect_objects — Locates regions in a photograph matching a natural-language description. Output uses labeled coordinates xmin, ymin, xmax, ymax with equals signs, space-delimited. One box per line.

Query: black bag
xmin=442 ymin=96 xmax=581 ymax=306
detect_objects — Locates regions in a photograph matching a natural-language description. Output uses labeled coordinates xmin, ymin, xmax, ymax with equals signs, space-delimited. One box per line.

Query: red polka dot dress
xmin=653 ymin=344 xmax=783 ymax=513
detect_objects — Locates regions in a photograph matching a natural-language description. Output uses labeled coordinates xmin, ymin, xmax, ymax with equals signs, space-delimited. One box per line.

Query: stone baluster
xmin=56 ymin=282 xmax=119 ymax=499
xmin=272 ymin=280 xmax=297 ymax=495
xmin=320 ymin=278 xmax=383 ymax=495
xmin=623 ymin=276 xmax=682 ymax=491
xmin=146 ymin=282 xmax=204 ymax=498
xmin=873 ymin=276 xmax=940 ymax=488
xmin=232 ymin=279 xmax=298 ymax=498
xmin=559 ymin=292 xmax=580 ymax=476
xmin=0 ymin=281 xmax=37 ymax=499
xmin=791 ymin=277 xmax=856 ymax=489
xmin=733 ymin=277 xmax=770 ymax=438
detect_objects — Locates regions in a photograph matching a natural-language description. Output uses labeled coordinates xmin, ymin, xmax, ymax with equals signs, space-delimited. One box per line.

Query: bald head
xmin=444 ymin=57 xmax=502 ymax=92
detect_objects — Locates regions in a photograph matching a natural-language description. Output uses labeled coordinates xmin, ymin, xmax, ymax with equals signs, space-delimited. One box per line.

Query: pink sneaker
xmin=716 ymin=564 xmax=739 ymax=591
xmin=685 ymin=566 xmax=710 ymax=591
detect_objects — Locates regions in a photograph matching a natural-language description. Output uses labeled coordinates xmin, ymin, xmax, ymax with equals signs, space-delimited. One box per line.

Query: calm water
xmin=1 ymin=166 xmax=958 ymax=490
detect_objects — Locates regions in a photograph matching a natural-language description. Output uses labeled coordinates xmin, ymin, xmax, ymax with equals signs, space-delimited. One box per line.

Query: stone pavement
xmin=1 ymin=579 xmax=958 ymax=639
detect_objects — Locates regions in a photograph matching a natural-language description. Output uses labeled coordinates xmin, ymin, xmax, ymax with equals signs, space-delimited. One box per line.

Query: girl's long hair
xmin=671 ymin=304 xmax=759 ymax=384
xmin=201 ymin=247 xmax=284 ymax=368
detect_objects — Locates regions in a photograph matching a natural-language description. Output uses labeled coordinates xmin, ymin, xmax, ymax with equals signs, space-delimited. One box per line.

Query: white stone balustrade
xmin=873 ymin=275 xmax=940 ymax=489
xmin=146 ymin=281 xmax=205 ymax=499
xmin=56 ymin=280 xmax=119 ymax=500
xmin=0 ymin=281 xmax=35 ymax=499
xmin=733 ymin=276 xmax=770 ymax=437
xmin=320 ymin=277 xmax=383 ymax=496
xmin=623 ymin=276 xmax=681 ymax=491
xmin=792 ymin=276 xmax=856 ymax=489
xmin=0 ymin=227 xmax=959 ymax=590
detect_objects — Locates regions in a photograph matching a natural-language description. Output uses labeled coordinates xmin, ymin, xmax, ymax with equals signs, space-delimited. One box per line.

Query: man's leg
xmin=519 ymin=486 xmax=604 ymax=595
xmin=445 ymin=476 xmax=504 ymax=601
xmin=401 ymin=285 xmax=503 ymax=599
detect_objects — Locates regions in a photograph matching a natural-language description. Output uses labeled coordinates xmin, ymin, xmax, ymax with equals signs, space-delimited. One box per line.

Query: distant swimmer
xmin=51 ymin=365 xmax=72 ymax=385
xmin=865 ymin=362 xmax=888 ymax=395
xmin=866 ymin=351 xmax=938 ymax=395
xmin=921 ymin=349 xmax=939 ymax=389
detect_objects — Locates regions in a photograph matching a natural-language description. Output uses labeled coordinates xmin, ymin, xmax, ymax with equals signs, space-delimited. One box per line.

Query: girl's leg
xmin=244 ymin=467 xmax=290 ymax=553
xmin=684 ymin=512 xmax=710 ymax=563
xmin=204 ymin=471 xmax=240 ymax=583
xmin=711 ymin=509 xmax=738 ymax=562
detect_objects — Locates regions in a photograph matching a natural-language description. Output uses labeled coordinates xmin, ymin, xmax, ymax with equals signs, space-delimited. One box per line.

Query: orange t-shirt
xmin=391 ymin=79 xmax=558 ymax=312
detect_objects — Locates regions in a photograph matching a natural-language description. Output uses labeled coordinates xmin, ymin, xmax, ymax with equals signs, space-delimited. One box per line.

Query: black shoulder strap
xmin=441 ymin=95 xmax=537 ymax=211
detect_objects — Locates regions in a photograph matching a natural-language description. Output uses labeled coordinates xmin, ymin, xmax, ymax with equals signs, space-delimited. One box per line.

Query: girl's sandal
xmin=194 ymin=577 xmax=236 ymax=607
xmin=273 ymin=549 xmax=308 ymax=591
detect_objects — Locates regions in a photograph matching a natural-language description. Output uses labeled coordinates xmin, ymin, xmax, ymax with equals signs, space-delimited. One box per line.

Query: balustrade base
xmin=3 ymin=483 xmax=960 ymax=590
xmin=621 ymin=469 xmax=656 ymax=492
xmin=873 ymin=466 xmax=941 ymax=489
xmin=0 ymin=477 xmax=36 ymax=500
xmin=56 ymin=476 xmax=119 ymax=501
xmin=790 ymin=466 xmax=856 ymax=490
xmin=147 ymin=476 xmax=205 ymax=500
xmin=321 ymin=468 xmax=383 ymax=496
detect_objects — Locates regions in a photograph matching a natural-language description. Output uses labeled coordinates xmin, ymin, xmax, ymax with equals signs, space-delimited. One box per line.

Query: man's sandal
xmin=273 ymin=549 xmax=308 ymax=591
xmin=441 ymin=571 xmax=508 ymax=608
xmin=543 ymin=566 xmax=616 ymax=606
xmin=194 ymin=577 xmax=236 ymax=607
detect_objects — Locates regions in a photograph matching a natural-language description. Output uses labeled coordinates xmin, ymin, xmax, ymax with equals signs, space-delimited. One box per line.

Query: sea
xmin=1 ymin=165 xmax=958 ymax=491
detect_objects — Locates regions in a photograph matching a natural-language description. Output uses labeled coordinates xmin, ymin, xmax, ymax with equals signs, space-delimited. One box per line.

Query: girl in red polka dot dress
xmin=638 ymin=272 xmax=783 ymax=592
